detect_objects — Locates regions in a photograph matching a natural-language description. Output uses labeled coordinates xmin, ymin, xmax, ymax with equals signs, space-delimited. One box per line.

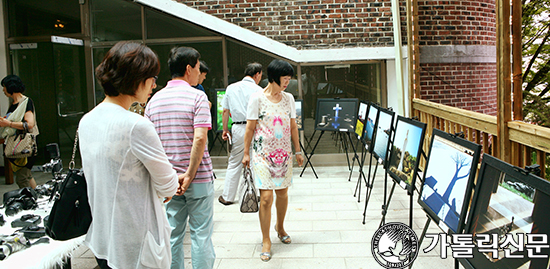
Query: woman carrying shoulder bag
xmin=0 ymin=75 xmax=39 ymax=189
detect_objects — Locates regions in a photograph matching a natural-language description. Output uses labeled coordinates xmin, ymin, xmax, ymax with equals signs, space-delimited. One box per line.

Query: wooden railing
xmin=412 ymin=98 xmax=549 ymax=178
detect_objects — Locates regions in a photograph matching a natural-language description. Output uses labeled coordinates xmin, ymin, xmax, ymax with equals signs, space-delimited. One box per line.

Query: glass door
xmin=52 ymin=41 xmax=87 ymax=165
xmin=10 ymin=38 xmax=87 ymax=166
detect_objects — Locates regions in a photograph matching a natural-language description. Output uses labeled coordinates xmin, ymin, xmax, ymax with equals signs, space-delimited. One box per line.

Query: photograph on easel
xmin=372 ymin=106 xmax=395 ymax=164
xmin=460 ymin=154 xmax=550 ymax=269
xmin=314 ymin=98 xmax=358 ymax=132
xmin=215 ymin=89 xmax=232 ymax=132
xmin=295 ymin=99 xmax=303 ymax=131
xmin=387 ymin=116 xmax=426 ymax=192
xmin=355 ymin=101 xmax=369 ymax=138
xmin=418 ymin=128 xmax=481 ymax=234
xmin=362 ymin=103 xmax=379 ymax=151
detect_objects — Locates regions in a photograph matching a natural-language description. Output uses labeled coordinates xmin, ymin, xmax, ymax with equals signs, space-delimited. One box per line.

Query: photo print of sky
xmin=358 ymin=102 xmax=368 ymax=121
xmin=364 ymin=104 xmax=378 ymax=145
xmin=420 ymin=135 xmax=475 ymax=232
xmin=372 ymin=109 xmax=393 ymax=162
xmin=355 ymin=102 xmax=368 ymax=138
xmin=388 ymin=118 xmax=425 ymax=188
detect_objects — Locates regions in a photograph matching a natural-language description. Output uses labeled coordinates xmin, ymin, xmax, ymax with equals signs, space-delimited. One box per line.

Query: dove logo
xmin=372 ymin=222 xmax=419 ymax=268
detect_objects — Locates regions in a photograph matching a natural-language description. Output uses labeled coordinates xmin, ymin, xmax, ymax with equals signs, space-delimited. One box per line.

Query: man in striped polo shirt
xmin=145 ymin=46 xmax=215 ymax=269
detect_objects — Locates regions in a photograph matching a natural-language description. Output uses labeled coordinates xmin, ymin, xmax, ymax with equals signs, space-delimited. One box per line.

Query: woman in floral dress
xmin=242 ymin=59 xmax=304 ymax=262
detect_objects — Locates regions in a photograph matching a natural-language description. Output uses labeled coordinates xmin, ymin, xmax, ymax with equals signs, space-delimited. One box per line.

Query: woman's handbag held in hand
xmin=45 ymin=130 xmax=92 ymax=240
xmin=240 ymin=167 xmax=259 ymax=213
xmin=3 ymin=99 xmax=39 ymax=159
xmin=4 ymin=124 xmax=38 ymax=159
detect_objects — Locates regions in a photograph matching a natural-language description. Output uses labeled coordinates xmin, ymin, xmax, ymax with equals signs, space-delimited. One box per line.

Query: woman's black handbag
xmin=45 ymin=131 xmax=92 ymax=240
xmin=240 ymin=167 xmax=259 ymax=213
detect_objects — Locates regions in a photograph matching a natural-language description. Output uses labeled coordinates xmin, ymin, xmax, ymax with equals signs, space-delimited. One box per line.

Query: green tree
xmin=523 ymin=0 xmax=550 ymax=126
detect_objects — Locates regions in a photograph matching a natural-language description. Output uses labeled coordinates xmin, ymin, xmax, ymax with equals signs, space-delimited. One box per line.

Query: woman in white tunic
xmin=79 ymin=41 xmax=181 ymax=269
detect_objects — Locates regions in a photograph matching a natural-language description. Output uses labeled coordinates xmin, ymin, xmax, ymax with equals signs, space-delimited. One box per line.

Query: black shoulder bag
xmin=45 ymin=130 xmax=92 ymax=240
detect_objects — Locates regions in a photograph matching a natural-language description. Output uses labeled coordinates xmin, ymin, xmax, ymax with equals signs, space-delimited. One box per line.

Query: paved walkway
xmin=2 ymin=165 xmax=457 ymax=268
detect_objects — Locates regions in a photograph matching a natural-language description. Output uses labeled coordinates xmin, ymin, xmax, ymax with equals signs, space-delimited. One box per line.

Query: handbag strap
xmin=69 ymin=130 xmax=79 ymax=169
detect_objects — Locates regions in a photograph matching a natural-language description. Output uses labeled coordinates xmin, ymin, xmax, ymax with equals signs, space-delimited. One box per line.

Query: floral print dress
xmin=247 ymin=91 xmax=296 ymax=190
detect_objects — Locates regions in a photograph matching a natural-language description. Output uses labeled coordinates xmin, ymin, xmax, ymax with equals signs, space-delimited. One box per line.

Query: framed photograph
xmin=355 ymin=101 xmax=369 ymax=139
xmin=358 ymin=102 xmax=368 ymax=121
xmin=387 ymin=116 xmax=426 ymax=193
xmin=418 ymin=128 xmax=481 ymax=234
xmin=362 ymin=103 xmax=379 ymax=152
xmin=460 ymin=154 xmax=550 ymax=269
xmin=215 ymin=89 xmax=232 ymax=133
xmin=295 ymin=99 xmax=303 ymax=131
xmin=314 ymin=98 xmax=359 ymax=132
xmin=371 ymin=106 xmax=395 ymax=165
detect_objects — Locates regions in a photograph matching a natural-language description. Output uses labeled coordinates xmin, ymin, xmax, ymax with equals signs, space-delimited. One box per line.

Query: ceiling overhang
xmin=135 ymin=0 xmax=404 ymax=64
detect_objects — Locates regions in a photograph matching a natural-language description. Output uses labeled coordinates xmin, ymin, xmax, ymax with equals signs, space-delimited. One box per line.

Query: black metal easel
xmin=300 ymin=130 xmax=324 ymax=178
xmin=379 ymin=149 xmax=426 ymax=229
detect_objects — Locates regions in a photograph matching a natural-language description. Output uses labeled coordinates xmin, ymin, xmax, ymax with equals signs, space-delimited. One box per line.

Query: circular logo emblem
xmin=372 ymin=222 xmax=419 ymax=269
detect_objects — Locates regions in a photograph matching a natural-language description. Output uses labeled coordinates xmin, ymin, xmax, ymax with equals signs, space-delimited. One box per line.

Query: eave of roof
xmin=135 ymin=0 xmax=403 ymax=64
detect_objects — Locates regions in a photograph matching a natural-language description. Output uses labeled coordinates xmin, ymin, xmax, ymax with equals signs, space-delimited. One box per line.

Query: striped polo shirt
xmin=145 ymin=79 xmax=213 ymax=184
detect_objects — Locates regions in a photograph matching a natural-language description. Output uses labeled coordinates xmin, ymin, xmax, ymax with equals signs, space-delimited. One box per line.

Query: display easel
xmin=348 ymin=138 xmax=363 ymax=181
xmin=362 ymin=116 xmax=391 ymax=224
xmin=303 ymin=98 xmax=359 ymax=178
xmin=338 ymin=131 xmax=353 ymax=171
xmin=208 ymin=130 xmax=227 ymax=155
xmin=300 ymin=130 xmax=324 ymax=178
xmin=379 ymin=149 xmax=426 ymax=229
xmin=300 ymin=128 xmax=358 ymax=179
xmin=299 ymin=139 xmax=317 ymax=178
xmin=353 ymin=143 xmax=371 ymax=203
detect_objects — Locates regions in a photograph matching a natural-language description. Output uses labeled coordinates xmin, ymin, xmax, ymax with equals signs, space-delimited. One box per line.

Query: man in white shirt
xmin=219 ymin=63 xmax=263 ymax=205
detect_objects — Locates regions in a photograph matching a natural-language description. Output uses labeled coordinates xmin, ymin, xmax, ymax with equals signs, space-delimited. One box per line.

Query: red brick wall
xmin=180 ymin=0 xmax=408 ymax=49
xmin=420 ymin=63 xmax=497 ymax=115
xmin=417 ymin=0 xmax=496 ymax=46
xmin=180 ymin=0 xmax=498 ymax=115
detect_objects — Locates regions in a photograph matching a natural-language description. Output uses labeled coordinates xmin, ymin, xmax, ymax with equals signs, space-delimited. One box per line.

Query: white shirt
xmin=221 ymin=76 xmax=263 ymax=122
xmin=79 ymin=102 xmax=178 ymax=269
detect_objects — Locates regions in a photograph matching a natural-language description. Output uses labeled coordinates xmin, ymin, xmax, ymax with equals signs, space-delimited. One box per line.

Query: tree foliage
xmin=523 ymin=0 xmax=550 ymax=126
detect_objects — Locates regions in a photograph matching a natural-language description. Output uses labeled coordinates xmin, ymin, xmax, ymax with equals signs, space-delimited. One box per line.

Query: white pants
xmin=221 ymin=124 xmax=249 ymax=202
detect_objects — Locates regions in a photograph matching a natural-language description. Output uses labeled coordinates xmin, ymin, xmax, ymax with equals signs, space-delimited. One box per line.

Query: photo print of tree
xmin=419 ymin=129 xmax=480 ymax=233
xmin=388 ymin=116 xmax=426 ymax=191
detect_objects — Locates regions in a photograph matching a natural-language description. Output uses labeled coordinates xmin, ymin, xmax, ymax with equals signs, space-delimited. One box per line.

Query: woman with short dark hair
xmin=79 ymin=41 xmax=181 ymax=269
xmin=242 ymin=59 xmax=304 ymax=262
xmin=0 ymin=74 xmax=39 ymax=189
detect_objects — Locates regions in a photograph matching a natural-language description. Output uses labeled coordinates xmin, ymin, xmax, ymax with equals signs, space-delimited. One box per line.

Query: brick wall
xmin=420 ymin=63 xmax=497 ymax=115
xmin=181 ymin=0 xmax=407 ymax=49
xmin=180 ymin=0 xmax=498 ymax=115
xmin=417 ymin=0 xmax=496 ymax=46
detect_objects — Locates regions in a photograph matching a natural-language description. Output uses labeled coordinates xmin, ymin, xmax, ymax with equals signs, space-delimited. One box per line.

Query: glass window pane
xmin=145 ymin=8 xmax=216 ymax=39
xmin=301 ymin=63 xmax=383 ymax=154
xmin=227 ymin=40 xmax=298 ymax=99
xmin=148 ymin=42 xmax=223 ymax=97
xmin=7 ymin=0 xmax=81 ymax=37
xmin=91 ymin=0 xmax=142 ymax=42
xmin=92 ymin=47 xmax=111 ymax=105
